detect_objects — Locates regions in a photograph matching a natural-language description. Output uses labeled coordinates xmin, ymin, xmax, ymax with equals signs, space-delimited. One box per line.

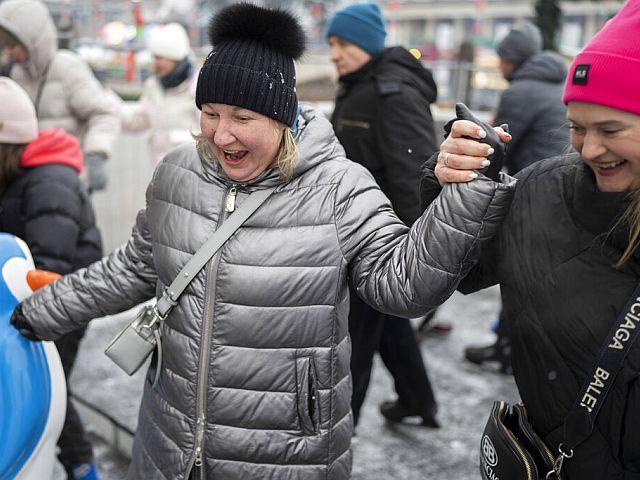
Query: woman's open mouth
xmin=595 ymin=159 xmax=625 ymax=176
xmin=223 ymin=149 xmax=248 ymax=163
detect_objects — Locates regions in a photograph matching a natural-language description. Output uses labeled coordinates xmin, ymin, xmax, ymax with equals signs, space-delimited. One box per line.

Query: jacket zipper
xmin=225 ymin=185 xmax=237 ymax=213
xmin=187 ymin=184 xmax=238 ymax=479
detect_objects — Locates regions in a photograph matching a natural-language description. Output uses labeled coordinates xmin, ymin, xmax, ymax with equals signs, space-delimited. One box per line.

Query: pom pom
xmin=208 ymin=3 xmax=306 ymax=60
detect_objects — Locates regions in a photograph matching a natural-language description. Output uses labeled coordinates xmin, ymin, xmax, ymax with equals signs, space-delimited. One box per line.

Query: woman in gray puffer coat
xmin=11 ymin=5 xmax=515 ymax=480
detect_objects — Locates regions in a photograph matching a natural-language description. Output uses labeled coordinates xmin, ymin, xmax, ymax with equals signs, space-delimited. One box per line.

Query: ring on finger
xmin=443 ymin=152 xmax=450 ymax=166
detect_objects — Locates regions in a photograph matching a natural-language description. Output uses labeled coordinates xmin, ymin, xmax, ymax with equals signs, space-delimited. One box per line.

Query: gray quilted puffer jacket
xmin=20 ymin=105 xmax=516 ymax=479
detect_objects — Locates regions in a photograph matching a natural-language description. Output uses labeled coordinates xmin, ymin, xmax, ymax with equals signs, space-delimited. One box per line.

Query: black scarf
xmin=159 ymin=57 xmax=193 ymax=90
xmin=570 ymin=161 xmax=636 ymax=260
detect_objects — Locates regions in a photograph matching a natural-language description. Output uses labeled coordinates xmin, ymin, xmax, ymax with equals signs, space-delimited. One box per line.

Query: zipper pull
xmin=225 ymin=186 xmax=237 ymax=213
xmin=194 ymin=446 xmax=203 ymax=467
xmin=194 ymin=416 xmax=205 ymax=469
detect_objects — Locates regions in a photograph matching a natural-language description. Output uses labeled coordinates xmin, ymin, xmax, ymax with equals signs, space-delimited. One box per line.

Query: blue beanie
xmin=325 ymin=3 xmax=387 ymax=56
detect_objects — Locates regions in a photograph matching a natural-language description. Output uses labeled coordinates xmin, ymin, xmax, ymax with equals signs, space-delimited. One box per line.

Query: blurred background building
xmin=33 ymin=0 xmax=624 ymax=111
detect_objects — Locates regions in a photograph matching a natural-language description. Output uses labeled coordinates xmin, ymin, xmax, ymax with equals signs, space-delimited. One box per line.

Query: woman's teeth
xmin=224 ymin=150 xmax=246 ymax=161
xmin=599 ymin=160 xmax=624 ymax=169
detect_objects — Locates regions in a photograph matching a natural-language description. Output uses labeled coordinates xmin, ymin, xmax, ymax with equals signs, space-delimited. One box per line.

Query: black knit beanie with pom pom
xmin=195 ymin=3 xmax=306 ymax=128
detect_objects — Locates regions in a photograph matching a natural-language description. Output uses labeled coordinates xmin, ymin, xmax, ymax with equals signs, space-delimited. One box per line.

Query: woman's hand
xmin=11 ymin=304 xmax=41 ymax=341
xmin=435 ymin=105 xmax=512 ymax=185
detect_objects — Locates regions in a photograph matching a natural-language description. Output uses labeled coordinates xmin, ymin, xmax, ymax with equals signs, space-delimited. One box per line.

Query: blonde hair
xmin=614 ymin=190 xmax=640 ymax=268
xmin=193 ymin=123 xmax=297 ymax=181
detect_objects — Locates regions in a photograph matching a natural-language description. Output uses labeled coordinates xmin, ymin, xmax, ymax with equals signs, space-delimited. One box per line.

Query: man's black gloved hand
xmin=85 ymin=152 xmax=108 ymax=192
xmin=443 ymin=103 xmax=507 ymax=181
xmin=11 ymin=303 xmax=41 ymax=341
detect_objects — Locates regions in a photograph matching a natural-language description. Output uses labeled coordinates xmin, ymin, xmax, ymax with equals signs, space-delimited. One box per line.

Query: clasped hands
xmin=435 ymin=103 xmax=512 ymax=185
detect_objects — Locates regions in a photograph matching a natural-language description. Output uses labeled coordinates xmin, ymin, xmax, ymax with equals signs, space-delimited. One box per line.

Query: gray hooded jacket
xmin=0 ymin=0 xmax=120 ymax=156
xmin=20 ymin=105 xmax=515 ymax=479
xmin=495 ymin=51 xmax=569 ymax=174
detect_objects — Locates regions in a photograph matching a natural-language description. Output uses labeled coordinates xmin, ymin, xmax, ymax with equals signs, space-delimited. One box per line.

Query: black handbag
xmin=480 ymin=282 xmax=640 ymax=480
xmin=480 ymin=401 xmax=558 ymax=480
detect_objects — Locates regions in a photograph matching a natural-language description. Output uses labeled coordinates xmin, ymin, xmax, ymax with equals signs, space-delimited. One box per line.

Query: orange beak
xmin=26 ymin=269 xmax=62 ymax=292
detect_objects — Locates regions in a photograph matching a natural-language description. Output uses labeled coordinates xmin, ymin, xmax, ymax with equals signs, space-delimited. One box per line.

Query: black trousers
xmin=348 ymin=287 xmax=437 ymax=425
xmin=55 ymin=326 xmax=95 ymax=473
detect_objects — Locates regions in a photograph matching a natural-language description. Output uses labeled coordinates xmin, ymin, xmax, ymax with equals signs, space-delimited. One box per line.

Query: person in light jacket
xmin=11 ymin=4 xmax=515 ymax=480
xmin=0 ymin=0 xmax=120 ymax=192
xmin=120 ymin=23 xmax=200 ymax=165
xmin=425 ymin=2 xmax=640 ymax=477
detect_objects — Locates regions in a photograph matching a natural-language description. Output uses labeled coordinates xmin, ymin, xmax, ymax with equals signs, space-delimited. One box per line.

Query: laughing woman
xmin=10 ymin=4 xmax=514 ymax=480
xmin=424 ymin=2 xmax=640 ymax=478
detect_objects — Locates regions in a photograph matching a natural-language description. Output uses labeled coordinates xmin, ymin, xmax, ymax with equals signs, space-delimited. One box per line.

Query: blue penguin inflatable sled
xmin=0 ymin=233 xmax=66 ymax=479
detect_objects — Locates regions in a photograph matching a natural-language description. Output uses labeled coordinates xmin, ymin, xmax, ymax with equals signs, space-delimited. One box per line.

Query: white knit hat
xmin=148 ymin=23 xmax=191 ymax=61
xmin=0 ymin=77 xmax=37 ymax=144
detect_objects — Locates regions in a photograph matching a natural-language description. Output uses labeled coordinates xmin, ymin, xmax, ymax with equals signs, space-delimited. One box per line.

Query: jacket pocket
xmin=337 ymin=118 xmax=371 ymax=131
xmin=295 ymin=356 xmax=320 ymax=435
xmin=335 ymin=117 xmax=384 ymax=174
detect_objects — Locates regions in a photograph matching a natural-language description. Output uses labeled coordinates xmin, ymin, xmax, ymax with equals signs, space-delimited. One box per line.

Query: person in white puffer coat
xmin=120 ymin=23 xmax=200 ymax=165
xmin=0 ymin=0 xmax=120 ymax=193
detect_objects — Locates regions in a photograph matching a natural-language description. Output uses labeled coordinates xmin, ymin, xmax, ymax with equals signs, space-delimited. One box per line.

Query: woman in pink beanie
xmin=422 ymin=0 xmax=640 ymax=478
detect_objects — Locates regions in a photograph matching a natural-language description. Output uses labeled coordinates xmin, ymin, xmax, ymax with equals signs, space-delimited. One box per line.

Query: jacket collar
xmin=570 ymin=161 xmax=635 ymax=259
xmin=200 ymin=104 xmax=343 ymax=191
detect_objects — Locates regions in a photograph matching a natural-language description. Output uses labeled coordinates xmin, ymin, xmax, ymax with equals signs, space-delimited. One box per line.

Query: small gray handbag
xmin=104 ymin=187 xmax=276 ymax=383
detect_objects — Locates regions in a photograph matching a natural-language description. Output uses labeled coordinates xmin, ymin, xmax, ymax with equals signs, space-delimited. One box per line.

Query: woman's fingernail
xmin=468 ymin=172 xmax=478 ymax=180
xmin=487 ymin=147 xmax=495 ymax=155
xmin=481 ymin=159 xmax=490 ymax=167
xmin=477 ymin=129 xmax=486 ymax=138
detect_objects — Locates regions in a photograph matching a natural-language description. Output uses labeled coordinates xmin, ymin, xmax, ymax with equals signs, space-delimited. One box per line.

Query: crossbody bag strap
xmin=550 ymin=281 xmax=640 ymax=475
xmin=154 ymin=186 xmax=276 ymax=317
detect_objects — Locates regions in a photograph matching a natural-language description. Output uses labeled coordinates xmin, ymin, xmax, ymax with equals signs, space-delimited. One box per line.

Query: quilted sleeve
xmin=338 ymin=162 xmax=516 ymax=318
xmin=19 ymin=182 xmax=158 ymax=340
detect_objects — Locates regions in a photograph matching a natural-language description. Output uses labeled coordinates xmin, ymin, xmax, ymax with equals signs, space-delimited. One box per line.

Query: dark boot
xmin=379 ymin=400 xmax=440 ymax=428
xmin=464 ymin=336 xmax=512 ymax=374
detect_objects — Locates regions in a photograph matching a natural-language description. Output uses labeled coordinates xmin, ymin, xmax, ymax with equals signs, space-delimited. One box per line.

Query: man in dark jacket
xmin=494 ymin=21 xmax=569 ymax=175
xmin=464 ymin=21 xmax=569 ymax=373
xmin=326 ymin=3 xmax=440 ymax=427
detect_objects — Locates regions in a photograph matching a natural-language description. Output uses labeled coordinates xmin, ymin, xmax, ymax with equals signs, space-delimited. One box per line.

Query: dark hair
xmin=0 ymin=143 xmax=26 ymax=189
xmin=0 ymin=26 xmax=21 ymax=48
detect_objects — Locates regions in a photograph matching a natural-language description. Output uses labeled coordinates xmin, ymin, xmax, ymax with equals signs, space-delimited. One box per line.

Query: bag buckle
xmin=132 ymin=305 xmax=165 ymax=341
xmin=546 ymin=443 xmax=573 ymax=479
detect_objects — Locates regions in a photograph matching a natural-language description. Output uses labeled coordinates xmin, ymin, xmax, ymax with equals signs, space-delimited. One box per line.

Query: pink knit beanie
xmin=0 ymin=77 xmax=37 ymax=144
xmin=563 ymin=0 xmax=640 ymax=115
